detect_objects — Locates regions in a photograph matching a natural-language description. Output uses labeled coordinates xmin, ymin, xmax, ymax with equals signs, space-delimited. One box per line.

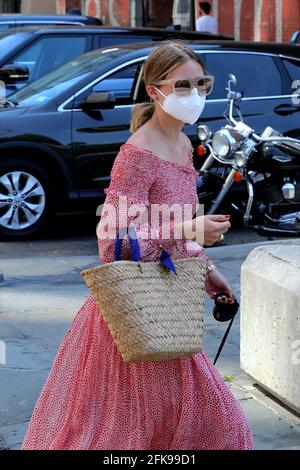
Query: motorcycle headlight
xmin=212 ymin=129 xmax=236 ymax=158
xmin=197 ymin=125 xmax=211 ymax=142
xmin=234 ymin=152 xmax=246 ymax=168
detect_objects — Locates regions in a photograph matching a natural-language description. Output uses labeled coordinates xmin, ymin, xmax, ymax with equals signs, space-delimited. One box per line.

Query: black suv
xmin=0 ymin=13 xmax=102 ymax=32
xmin=0 ymin=40 xmax=299 ymax=239
xmin=0 ymin=25 xmax=233 ymax=95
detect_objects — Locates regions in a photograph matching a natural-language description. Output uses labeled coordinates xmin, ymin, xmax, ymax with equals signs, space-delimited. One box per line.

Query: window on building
xmin=0 ymin=0 xmax=21 ymax=13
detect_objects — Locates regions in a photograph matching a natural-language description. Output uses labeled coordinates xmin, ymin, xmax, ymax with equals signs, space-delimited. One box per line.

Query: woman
xmin=22 ymin=42 xmax=254 ymax=450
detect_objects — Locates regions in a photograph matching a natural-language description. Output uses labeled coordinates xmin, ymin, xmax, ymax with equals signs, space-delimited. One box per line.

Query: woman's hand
xmin=202 ymin=215 xmax=231 ymax=246
xmin=179 ymin=214 xmax=231 ymax=246
xmin=205 ymin=268 xmax=236 ymax=302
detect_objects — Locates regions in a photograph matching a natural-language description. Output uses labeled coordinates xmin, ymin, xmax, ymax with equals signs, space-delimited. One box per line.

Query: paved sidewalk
xmin=1 ymin=239 xmax=300 ymax=450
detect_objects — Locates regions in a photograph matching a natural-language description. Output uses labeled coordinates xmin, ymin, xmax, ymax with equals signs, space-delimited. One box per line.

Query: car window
xmin=204 ymin=52 xmax=282 ymax=99
xmin=10 ymin=46 xmax=134 ymax=107
xmin=73 ymin=62 xmax=139 ymax=107
xmin=12 ymin=35 xmax=87 ymax=82
xmin=93 ymin=63 xmax=138 ymax=100
xmin=97 ymin=34 xmax=155 ymax=49
xmin=0 ymin=24 xmax=10 ymax=32
xmin=282 ymin=58 xmax=300 ymax=82
xmin=0 ymin=31 xmax=31 ymax=61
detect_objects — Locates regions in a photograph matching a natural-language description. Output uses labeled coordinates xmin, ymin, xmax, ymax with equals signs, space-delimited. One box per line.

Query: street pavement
xmin=1 ymin=238 xmax=300 ymax=450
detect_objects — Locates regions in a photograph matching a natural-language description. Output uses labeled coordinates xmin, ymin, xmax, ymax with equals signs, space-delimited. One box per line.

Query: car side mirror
xmin=80 ymin=91 xmax=116 ymax=110
xmin=290 ymin=30 xmax=300 ymax=44
xmin=0 ymin=64 xmax=29 ymax=83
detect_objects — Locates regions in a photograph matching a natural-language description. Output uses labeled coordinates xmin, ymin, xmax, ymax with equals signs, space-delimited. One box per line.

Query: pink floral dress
xmin=22 ymin=143 xmax=254 ymax=450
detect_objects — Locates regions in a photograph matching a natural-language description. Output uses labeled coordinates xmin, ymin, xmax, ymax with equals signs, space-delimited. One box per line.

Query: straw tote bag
xmin=81 ymin=226 xmax=207 ymax=363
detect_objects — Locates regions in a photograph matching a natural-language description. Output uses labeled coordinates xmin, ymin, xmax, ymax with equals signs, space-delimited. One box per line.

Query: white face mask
xmin=155 ymin=87 xmax=206 ymax=125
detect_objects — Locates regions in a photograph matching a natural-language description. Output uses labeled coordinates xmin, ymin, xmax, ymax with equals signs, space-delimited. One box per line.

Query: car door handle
xmin=274 ymin=104 xmax=300 ymax=115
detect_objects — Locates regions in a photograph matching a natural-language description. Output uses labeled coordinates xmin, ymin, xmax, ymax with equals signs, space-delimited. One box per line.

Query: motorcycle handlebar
xmin=226 ymin=95 xmax=299 ymax=146
xmin=252 ymin=133 xmax=300 ymax=145
xmin=222 ymin=90 xmax=300 ymax=152
xmin=228 ymin=99 xmax=239 ymax=127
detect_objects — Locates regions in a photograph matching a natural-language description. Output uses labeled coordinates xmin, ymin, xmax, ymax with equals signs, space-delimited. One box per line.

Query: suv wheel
xmin=0 ymin=159 xmax=55 ymax=239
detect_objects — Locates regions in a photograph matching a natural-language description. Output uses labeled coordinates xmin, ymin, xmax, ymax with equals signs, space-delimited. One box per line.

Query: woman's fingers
xmin=217 ymin=220 xmax=231 ymax=234
xmin=208 ymin=221 xmax=231 ymax=245
xmin=199 ymin=214 xmax=232 ymax=246
xmin=216 ymin=293 xmax=235 ymax=304
xmin=207 ymin=214 xmax=231 ymax=222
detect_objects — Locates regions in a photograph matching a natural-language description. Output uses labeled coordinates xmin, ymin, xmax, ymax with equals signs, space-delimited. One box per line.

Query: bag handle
xmin=114 ymin=226 xmax=177 ymax=273
xmin=115 ymin=226 xmax=141 ymax=262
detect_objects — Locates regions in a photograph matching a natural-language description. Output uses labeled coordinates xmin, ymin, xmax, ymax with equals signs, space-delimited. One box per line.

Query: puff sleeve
xmin=97 ymin=145 xmax=185 ymax=263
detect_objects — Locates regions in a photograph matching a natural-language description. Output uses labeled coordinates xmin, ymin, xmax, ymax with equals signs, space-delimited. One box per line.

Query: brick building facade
xmin=1 ymin=0 xmax=299 ymax=43
xmin=214 ymin=0 xmax=300 ymax=43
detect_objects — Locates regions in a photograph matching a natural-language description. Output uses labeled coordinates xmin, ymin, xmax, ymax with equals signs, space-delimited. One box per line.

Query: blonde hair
xmin=130 ymin=41 xmax=205 ymax=133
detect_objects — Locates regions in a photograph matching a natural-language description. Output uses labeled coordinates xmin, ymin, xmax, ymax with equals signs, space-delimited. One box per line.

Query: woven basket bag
xmin=81 ymin=227 xmax=207 ymax=363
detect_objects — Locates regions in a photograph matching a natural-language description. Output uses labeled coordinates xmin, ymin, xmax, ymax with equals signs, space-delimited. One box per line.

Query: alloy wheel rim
xmin=0 ymin=171 xmax=46 ymax=231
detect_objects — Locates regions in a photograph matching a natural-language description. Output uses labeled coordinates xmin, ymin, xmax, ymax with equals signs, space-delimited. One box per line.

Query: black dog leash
xmin=212 ymin=292 xmax=240 ymax=365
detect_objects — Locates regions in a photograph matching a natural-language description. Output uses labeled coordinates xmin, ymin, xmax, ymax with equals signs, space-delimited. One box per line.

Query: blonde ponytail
xmin=130 ymin=102 xmax=155 ymax=133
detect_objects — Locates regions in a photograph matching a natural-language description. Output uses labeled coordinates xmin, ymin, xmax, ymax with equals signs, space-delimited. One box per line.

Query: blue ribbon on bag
xmin=115 ymin=226 xmax=177 ymax=274
xmin=159 ymin=247 xmax=177 ymax=273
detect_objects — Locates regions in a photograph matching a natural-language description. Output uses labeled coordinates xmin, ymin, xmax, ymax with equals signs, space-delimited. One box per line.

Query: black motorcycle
xmin=196 ymin=74 xmax=300 ymax=237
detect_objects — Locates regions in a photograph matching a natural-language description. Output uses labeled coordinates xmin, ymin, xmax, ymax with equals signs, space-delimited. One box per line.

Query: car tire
xmin=0 ymin=158 xmax=55 ymax=240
